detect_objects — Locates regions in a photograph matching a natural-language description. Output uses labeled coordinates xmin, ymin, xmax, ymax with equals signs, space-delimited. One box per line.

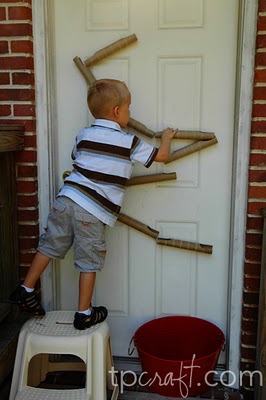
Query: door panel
xmin=52 ymin=0 xmax=239 ymax=361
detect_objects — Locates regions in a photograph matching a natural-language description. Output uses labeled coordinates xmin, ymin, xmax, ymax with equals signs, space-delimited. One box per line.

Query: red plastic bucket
xmin=133 ymin=316 xmax=225 ymax=398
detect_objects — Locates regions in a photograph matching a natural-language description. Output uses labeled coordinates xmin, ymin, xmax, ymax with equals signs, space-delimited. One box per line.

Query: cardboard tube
xmin=157 ymin=238 xmax=213 ymax=254
xmin=117 ymin=213 xmax=159 ymax=239
xmin=127 ymin=117 xmax=155 ymax=138
xmin=165 ymin=137 xmax=218 ymax=164
xmin=127 ymin=172 xmax=176 ymax=186
xmin=85 ymin=34 xmax=138 ymax=67
xmin=155 ymin=130 xmax=215 ymax=140
xmin=73 ymin=57 xmax=96 ymax=85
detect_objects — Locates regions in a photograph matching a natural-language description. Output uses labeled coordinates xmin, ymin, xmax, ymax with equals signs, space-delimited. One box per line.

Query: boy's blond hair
xmin=87 ymin=79 xmax=130 ymax=119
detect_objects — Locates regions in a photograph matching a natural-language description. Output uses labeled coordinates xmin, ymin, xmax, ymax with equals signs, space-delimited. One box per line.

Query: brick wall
xmin=0 ymin=0 xmax=39 ymax=284
xmin=241 ymin=0 xmax=266 ymax=398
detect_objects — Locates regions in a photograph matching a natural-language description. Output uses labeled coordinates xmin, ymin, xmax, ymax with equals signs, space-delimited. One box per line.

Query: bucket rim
xmin=133 ymin=315 xmax=225 ymax=364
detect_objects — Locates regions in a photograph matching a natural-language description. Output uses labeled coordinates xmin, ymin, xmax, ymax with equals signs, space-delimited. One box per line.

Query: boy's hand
xmin=162 ymin=127 xmax=178 ymax=140
xmin=155 ymin=128 xmax=178 ymax=163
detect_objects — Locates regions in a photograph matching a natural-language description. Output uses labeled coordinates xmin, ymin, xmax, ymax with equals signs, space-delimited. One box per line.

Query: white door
xmin=51 ymin=0 xmax=239 ymax=361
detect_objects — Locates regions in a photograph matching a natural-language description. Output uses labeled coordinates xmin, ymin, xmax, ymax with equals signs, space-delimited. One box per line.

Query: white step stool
xmin=9 ymin=311 xmax=119 ymax=400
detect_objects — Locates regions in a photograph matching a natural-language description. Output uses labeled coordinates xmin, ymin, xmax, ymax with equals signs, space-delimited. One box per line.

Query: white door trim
xmin=32 ymin=0 xmax=258 ymax=387
xmin=32 ymin=0 xmax=57 ymax=311
xmin=227 ymin=0 xmax=258 ymax=387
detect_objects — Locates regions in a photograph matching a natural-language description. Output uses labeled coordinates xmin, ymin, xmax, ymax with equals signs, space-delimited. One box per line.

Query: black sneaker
xmin=74 ymin=305 xmax=108 ymax=330
xmin=10 ymin=286 xmax=46 ymax=316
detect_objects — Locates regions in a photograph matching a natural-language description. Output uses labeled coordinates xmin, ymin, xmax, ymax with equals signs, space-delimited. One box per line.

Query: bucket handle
xmin=128 ymin=336 xmax=135 ymax=356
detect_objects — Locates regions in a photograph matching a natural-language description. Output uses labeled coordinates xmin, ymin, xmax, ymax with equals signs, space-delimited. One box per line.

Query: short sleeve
xmin=130 ymin=136 xmax=159 ymax=168
xmin=71 ymin=136 xmax=78 ymax=160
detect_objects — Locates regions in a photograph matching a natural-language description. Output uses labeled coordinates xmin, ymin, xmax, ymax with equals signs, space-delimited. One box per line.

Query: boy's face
xmin=117 ymin=94 xmax=131 ymax=128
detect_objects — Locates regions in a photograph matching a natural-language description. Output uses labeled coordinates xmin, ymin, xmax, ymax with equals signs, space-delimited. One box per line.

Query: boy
xmin=10 ymin=79 xmax=177 ymax=330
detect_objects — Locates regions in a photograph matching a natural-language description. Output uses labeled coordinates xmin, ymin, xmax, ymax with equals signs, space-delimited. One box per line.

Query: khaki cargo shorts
xmin=37 ymin=196 xmax=106 ymax=272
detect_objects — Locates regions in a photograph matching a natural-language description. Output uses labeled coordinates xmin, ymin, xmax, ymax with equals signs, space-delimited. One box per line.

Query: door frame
xmin=32 ymin=0 xmax=258 ymax=388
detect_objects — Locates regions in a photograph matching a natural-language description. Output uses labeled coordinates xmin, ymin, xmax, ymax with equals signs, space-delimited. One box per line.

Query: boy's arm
xmin=154 ymin=128 xmax=178 ymax=162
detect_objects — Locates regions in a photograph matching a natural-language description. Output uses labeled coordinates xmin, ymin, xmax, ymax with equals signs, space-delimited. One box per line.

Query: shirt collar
xmin=92 ymin=119 xmax=122 ymax=132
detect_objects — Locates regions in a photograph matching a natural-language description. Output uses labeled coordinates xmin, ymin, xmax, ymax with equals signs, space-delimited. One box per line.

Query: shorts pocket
xmin=52 ymin=198 xmax=67 ymax=213
xmin=91 ymin=241 xmax=107 ymax=269
xmin=74 ymin=212 xmax=100 ymax=224
xmin=47 ymin=198 xmax=67 ymax=226
xmin=74 ymin=211 xmax=105 ymax=239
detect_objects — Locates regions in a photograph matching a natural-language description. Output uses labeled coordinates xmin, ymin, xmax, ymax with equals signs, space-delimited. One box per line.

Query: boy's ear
xmin=113 ymin=105 xmax=119 ymax=117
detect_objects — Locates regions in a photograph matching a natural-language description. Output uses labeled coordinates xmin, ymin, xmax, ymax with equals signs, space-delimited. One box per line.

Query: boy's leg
xmin=74 ymin=271 xmax=108 ymax=330
xmin=23 ymin=251 xmax=52 ymax=288
xmin=78 ymin=271 xmax=96 ymax=311
xmin=10 ymin=251 xmax=50 ymax=316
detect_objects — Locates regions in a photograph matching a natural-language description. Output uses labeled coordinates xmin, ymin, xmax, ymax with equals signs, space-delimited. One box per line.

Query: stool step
xmin=15 ymin=387 xmax=90 ymax=400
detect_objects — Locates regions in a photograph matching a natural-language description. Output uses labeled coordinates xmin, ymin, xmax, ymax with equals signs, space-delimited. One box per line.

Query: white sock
xmin=78 ymin=307 xmax=92 ymax=316
xmin=21 ymin=285 xmax=34 ymax=293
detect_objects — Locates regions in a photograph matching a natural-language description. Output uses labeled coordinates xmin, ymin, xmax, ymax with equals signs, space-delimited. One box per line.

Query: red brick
xmin=247 ymin=200 xmax=266 ymax=214
xmin=242 ymin=291 xmax=259 ymax=305
xmin=0 ymin=88 xmax=35 ymax=102
xmin=0 ymin=104 xmax=11 ymax=116
xmin=19 ymin=252 xmax=36 ymax=264
xmin=0 ymin=56 xmax=34 ymax=70
xmin=258 ymin=16 xmax=266 ymax=31
xmin=14 ymin=104 xmax=35 ymax=117
xmin=249 ymin=168 xmax=266 ymax=183
xmin=19 ymin=237 xmax=39 ymax=250
xmin=23 ymin=135 xmax=36 ymax=148
xmin=249 ymin=153 xmax=266 ymax=166
xmin=252 ymin=103 xmax=266 ymax=117
xmin=240 ymin=346 xmax=256 ymax=361
xmin=0 ymin=72 xmax=10 ymax=84
xmin=12 ymin=72 xmax=34 ymax=85
xmin=18 ymin=224 xmax=39 ymax=237
xmin=244 ymin=275 xmax=261 ymax=292
xmin=244 ymin=262 xmax=261 ymax=276
xmin=0 ymin=23 xmax=32 ymax=37
xmin=11 ymin=39 xmax=33 ymax=54
xmin=241 ymin=318 xmax=258 ymax=332
xmin=251 ymin=120 xmax=266 ymax=133
xmin=242 ymin=305 xmax=259 ymax=320
xmin=256 ymin=52 xmax=266 ymax=66
xmin=248 ymin=185 xmax=266 ymax=198
xmin=253 ymin=86 xmax=266 ymax=100
xmin=241 ymin=331 xmax=258 ymax=346
xmin=246 ymin=215 xmax=264 ymax=230
xmin=16 ymin=180 xmax=38 ymax=193
xmin=0 ymin=7 xmax=6 ymax=21
xmin=8 ymin=6 xmax=32 ymax=21
xmin=18 ymin=208 xmax=39 ymax=222
xmin=254 ymin=68 xmax=266 ymax=83
xmin=245 ymin=246 xmax=263 ymax=261
xmin=17 ymin=164 xmax=37 ymax=178
xmin=0 ymin=40 xmax=9 ymax=53
xmin=250 ymin=135 xmax=266 ymax=150
xmin=245 ymin=232 xmax=263 ymax=247
xmin=256 ymin=34 xmax=266 ymax=49
xmin=17 ymin=194 xmax=38 ymax=208
xmin=16 ymin=150 xmax=37 ymax=163
xmin=259 ymin=0 xmax=266 ymax=13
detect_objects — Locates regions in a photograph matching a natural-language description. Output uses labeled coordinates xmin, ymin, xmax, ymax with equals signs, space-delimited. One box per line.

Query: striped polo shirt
xmin=58 ymin=119 xmax=158 ymax=227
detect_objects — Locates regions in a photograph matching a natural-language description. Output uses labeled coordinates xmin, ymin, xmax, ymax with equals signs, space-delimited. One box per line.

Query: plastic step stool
xmin=9 ymin=311 xmax=118 ymax=400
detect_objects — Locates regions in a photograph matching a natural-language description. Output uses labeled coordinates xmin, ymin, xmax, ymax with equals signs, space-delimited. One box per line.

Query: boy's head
xmin=87 ymin=79 xmax=131 ymax=128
